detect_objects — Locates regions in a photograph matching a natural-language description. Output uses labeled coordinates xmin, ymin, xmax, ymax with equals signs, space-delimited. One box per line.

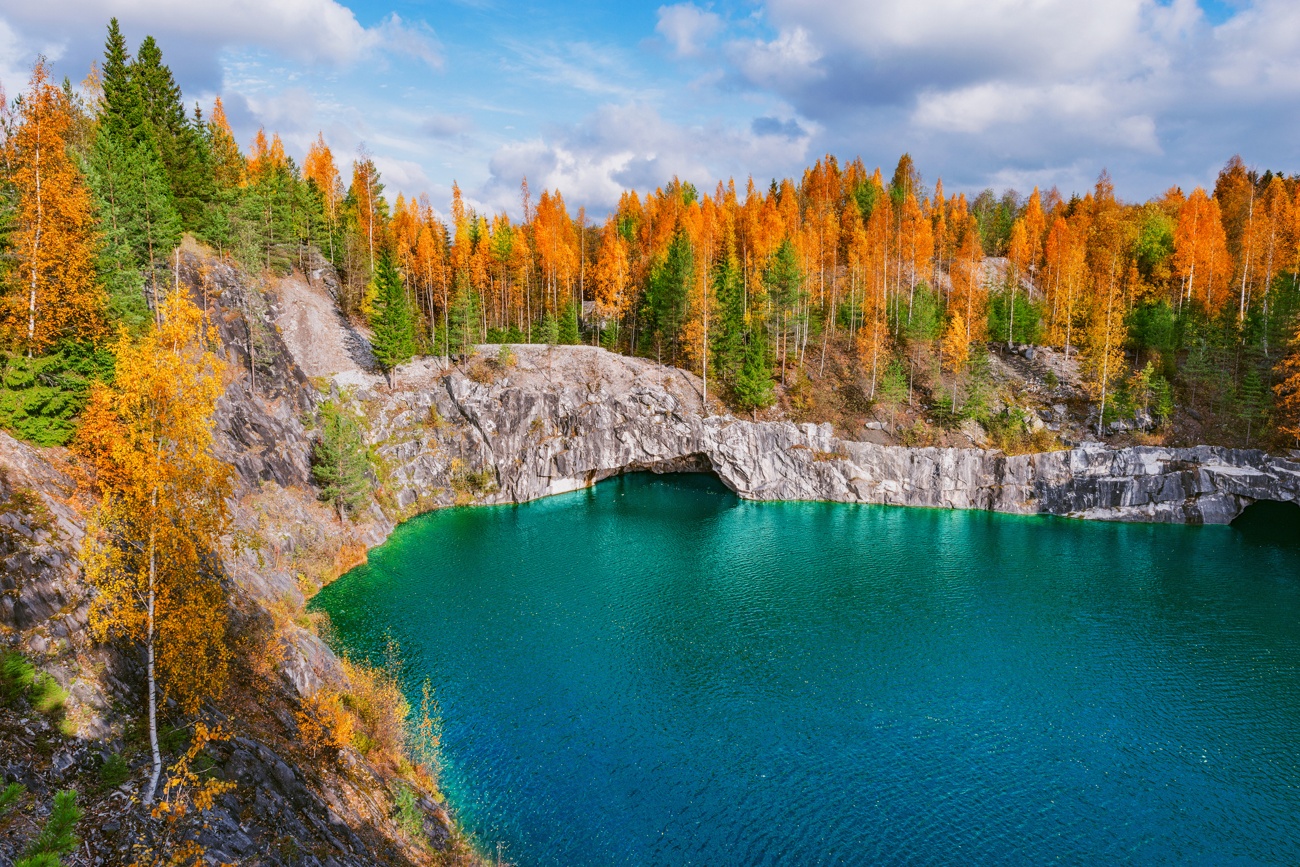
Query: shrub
xmin=98 ymin=753 xmax=129 ymax=789
xmin=393 ymin=784 xmax=425 ymax=840
xmin=30 ymin=673 xmax=67 ymax=717
xmin=1 ymin=651 xmax=36 ymax=703
xmin=297 ymin=688 xmax=355 ymax=758
xmin=0 ymin=782 xmax=25 ymax=816
xmin=340 ymin=656 xmax=410 ymax=761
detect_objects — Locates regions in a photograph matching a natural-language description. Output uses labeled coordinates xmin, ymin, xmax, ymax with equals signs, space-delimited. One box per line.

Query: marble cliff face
xmin=360 ymin=345 xmax=1299 ymax=526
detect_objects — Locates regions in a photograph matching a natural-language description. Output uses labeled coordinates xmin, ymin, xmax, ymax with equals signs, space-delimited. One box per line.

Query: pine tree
xmin=558 ymin=301 xmax=580 ymax=345
xmin=733 ymin=328 xmax=774 ymax=413
xmin=710 ymin=241 xmax=745 ymax=389
xmin=369 ymin=250 xmax=417 ymax=377
xmin=85 ymin=21 xmax=181 ymax=305
xmin=132 ymin=36 xmax=211 ymax=228
xmin=311 ymin=398 xmax=370 ymax=521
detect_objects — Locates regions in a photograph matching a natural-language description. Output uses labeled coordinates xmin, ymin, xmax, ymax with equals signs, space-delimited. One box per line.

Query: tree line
xmin=3 ymin=24 xmax=1300 ymax=447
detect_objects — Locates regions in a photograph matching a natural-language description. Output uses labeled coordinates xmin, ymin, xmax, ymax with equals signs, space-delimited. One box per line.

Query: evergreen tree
xmin=558 ymin=302 xmax=580 ymax=345
xmin=643 ymin=229 xmax=693 ymax=359
xmin=711 ymin=242 xmax=745 ymax=388
xmin=733 ymin=329 xmax=774 ymax=413
xmin=369 ymin=250 xmax=417 ymax=376
xmin=132 ymin=36 xmax=212 ymax=228
xmin=85 ymin=20 xmax=180 ymax=312
xmin=445 ymin=274 xmax=481 ymax=357
xmin=311 ymin=398 xmax=370 ymax=521
xmin=536 ymin=311 xmax=559 ymax=346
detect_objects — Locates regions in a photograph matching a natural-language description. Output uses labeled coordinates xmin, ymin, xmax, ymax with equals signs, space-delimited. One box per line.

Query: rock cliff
xmin=363 ymin=344 xmax=1299 ymax=526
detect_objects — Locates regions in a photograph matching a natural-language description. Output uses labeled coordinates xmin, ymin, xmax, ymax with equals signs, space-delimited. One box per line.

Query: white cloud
xmin=655 ymin=3 xmax=723 ymax=58
xmin=696 ymin=0 xmax=1300 ymax=197
xmin=1 ymin=0 xmax=441 ymax=92
xmin=480 ymin=102 xmax=812 ymax=217
xmin=727 ymin=26 xmax=824 ymax=90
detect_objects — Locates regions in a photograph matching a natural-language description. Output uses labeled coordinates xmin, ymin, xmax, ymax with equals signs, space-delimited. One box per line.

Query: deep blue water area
xmin=312 ymin=474 xmax=1300 ymax=866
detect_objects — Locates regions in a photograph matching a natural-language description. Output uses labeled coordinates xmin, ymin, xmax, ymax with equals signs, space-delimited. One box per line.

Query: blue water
xmin=312 ymin=474 xmax=1300 ymax=866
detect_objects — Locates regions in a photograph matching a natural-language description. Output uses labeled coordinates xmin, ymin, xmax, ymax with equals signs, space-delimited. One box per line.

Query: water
xmin=312 ymin=474 xmax=1300 ymax=866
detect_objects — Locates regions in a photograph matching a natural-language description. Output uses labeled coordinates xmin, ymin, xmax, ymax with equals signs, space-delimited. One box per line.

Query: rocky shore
xmin=361 ymin=344 xmax=1300 ymax=527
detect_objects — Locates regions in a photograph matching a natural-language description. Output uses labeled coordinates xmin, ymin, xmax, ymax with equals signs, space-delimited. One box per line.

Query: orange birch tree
xmin=79 ymin=290 xmax=233 ymax=806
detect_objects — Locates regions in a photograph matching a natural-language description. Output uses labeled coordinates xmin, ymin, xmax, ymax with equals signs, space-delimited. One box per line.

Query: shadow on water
xmin=1231 ymin=500 xmax=1300 ymax=548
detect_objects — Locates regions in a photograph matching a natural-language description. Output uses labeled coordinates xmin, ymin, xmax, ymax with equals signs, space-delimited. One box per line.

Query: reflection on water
xmin=313 ymin=474 xmax=1300 ymax=866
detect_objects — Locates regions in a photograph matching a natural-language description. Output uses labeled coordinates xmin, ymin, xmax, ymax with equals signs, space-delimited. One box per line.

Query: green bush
xmin=98 ymin=753 xmax=129 ymax=789
xmin=393 ymin=784 xmax=425 ymax=840
xmin=1 ymin=651 xmax=36 ymax=704
xmin=30 ymin=673 xmax=67 ymax=717
xmin=0 ymin=345 xmax=114 ymax=447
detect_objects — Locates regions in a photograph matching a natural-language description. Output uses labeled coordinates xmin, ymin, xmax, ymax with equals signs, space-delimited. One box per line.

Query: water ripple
xmin=313 ymin=475 xmax=1300 ymax=867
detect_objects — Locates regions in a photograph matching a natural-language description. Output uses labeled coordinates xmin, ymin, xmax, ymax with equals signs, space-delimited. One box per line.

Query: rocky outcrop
xmin=368 ymin=345 xmax=1300 ymax=525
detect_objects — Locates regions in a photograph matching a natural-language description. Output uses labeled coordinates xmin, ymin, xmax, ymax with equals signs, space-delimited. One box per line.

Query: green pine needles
xmin=369 ymin=251 xmax=418 ymax=376
xmin=311 ymin=398 xmax=371 ymax=521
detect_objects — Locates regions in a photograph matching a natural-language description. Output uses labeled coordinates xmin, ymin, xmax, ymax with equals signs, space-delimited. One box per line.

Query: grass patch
xmin=1 ymin=651 xmax=37 ymax=704
xmin=30 ymin=673 xmax=67 ymax=717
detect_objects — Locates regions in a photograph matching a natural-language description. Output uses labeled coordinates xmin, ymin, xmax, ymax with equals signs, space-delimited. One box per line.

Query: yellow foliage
xmin=340 ymin=654 xmax=410 ymax=761
xmin=5 ymin=58 xmax=105 ymax=354
xmin=79 ymin=289 xmax=233 ymax=714
xmin=151 ymin=722 xmax=237 ymax=822
xmin=1275 ymin=320 xmax=1300 ymax=440
xmin=297 ymin=687 xmax=356 ymax=758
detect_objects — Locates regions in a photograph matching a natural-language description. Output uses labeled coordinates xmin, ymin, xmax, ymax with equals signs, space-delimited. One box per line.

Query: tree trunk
xmin=144 ymin=485 xmax=162 ymax=806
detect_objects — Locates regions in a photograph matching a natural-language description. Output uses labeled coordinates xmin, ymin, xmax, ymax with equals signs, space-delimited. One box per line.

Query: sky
xmin=1 ymin=0 xmax=1297 ymax=220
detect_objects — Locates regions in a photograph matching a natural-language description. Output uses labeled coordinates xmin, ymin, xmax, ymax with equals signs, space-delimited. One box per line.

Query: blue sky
xmin=1 ymin=0 xmax=1296 ymax=219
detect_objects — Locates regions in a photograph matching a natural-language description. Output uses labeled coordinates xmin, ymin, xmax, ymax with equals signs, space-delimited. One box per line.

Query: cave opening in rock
xmin=1230 ymin=500 xmax=1300 ymax=548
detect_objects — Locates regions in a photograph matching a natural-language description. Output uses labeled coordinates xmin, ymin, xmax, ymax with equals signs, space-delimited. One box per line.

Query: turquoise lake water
xmin=311 ymin=474 xmax=1300 ymax=866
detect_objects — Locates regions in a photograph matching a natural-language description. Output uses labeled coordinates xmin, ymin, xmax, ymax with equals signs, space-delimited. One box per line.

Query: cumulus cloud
xmin=655 ymin=3 xmax=723 ymax=58
xmin=480 ymin=103 xmax=812 ymax=217
xmin=0 ymin=0 xmax=441 ymax=92
xmin=706 ymin=0 xmax=1300 ymax=196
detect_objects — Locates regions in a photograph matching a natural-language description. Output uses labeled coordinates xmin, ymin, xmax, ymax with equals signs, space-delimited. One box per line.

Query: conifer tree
xmin=558 ymin=301 xmax=580 ymax=345
xmin=710 ymin=240 xmax=745 ymax=390
xmin=370 ymin=249 xmax=417 ymax=377
xmin=86 ymin=20 xmax=180 ymax=307
xmin=132 ymin=36 xmax=212 ymax=228
xmin=733 ymin=328 xmax=775 ymax=413
xmin=311 ymin=398 xmax=370 ymax=521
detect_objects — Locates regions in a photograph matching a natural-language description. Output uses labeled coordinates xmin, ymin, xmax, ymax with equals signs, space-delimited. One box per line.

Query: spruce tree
xmin=370 ymin=250 xmax=417 ymax=377
xmin=711 ymin=242 xmax=745 ymax=388
xmin=311 ymin=399 xmax=370 ymax=521
xmin=85 ymin=20 xmax=181 ymax=316
xmin=447 ymin=275 xmax=481 ymax=357
xmin=132 ymin=36 xmax=212 ymax=229
xmin=733 ymin=329 xmax=775 ymax=413
xmin=558 ymin=302 xmax=580 ymax=345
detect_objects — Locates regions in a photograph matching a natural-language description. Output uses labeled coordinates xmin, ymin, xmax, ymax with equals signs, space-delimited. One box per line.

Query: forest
xmin=3 ymin=20 xmax=1300 ymax=453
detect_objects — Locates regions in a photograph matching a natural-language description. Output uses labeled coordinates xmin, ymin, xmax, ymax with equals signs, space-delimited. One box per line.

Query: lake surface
xmin=312 ymin=474 xmax=1300 ymax=866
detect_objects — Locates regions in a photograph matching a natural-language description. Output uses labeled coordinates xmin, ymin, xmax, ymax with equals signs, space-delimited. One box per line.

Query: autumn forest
xmin=5 ymin=21 xmax=1300 ymax=454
